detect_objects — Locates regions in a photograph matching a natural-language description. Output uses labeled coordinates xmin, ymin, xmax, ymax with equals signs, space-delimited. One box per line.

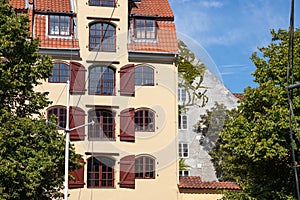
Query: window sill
xmin=133 ymin=38 xmax=157 ymax=43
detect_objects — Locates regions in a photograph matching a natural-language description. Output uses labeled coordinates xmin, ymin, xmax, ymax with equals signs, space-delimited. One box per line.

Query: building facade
xmin=10 ymin=0 xmax=179 ymax=199
xmin=178 ymin=67 xmax=239 ymax=181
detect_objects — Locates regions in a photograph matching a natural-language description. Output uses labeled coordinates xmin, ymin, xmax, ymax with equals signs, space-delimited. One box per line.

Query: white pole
xmin=64 ymin=80 xmax=70 ymax=200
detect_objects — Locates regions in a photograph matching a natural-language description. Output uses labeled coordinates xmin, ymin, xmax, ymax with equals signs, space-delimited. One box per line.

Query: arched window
xmin=89 ymin=0 xmax=115 ymax=7
xmin=135 ymin=155 xmax=155 ymax=179
xmin=47 ymin=106 xmax=66 ymax=128
xmin=88 ymin=109 xmax=115 ymax=140
xmin=87 ymin=156 xmax=115 ymax=188
xmin=134 ymin=109 xmax=155 ymax=132
xmin=89 ymin=22 xmax=116 ymax=51
xmin=134 ymin=66 xmax=154 ymax=86
xmin=89 ymin=66 xmax=115 ymax=95
xmin=49 ymin=63 xmax=69 ymax=83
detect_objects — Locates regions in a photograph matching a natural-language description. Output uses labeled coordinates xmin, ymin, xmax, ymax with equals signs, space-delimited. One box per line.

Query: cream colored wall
xmin=180 ymin=193 xmax=223 ymax=200
xmin=75 ymin=0 xmax=128 ymax=62
xmin=33 ymin=0 xmax=180 ymax=199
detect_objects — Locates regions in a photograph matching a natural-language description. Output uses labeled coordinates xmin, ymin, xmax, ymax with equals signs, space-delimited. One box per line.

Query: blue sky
xmin=169 ymin=0 xmax=300 ymax=93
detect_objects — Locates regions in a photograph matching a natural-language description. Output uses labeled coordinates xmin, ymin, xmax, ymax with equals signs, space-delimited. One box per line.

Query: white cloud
xmin=201 ymin=1 xmax=223 ymax=8
xmin=220 ymin=65 xmax=246 ymax=69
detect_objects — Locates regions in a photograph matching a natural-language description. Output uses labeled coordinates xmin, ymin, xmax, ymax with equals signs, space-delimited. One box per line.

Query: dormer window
xmin=89 ymin=0 xmax=115 ymax=7
xmin=49 ymin=15 xmax=71 ymax=36
xmin=135 ymin=19 xmax=156 ymax=39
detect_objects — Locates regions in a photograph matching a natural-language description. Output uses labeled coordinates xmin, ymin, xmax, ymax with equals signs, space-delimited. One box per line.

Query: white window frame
xmin=48 ymin=15 xmax=71 ymax=36
xmin=179 ymin=143 xmax=189 ymax=158
xmin=178 ymin=115 xmax=188 ymax=130
xmin=179 ymin=170 xmax=190 ymax=176
xmin=135 ymin=18 xmax=156 ymax=39
xmin=178 ymin=86 xmax=187 ymax=104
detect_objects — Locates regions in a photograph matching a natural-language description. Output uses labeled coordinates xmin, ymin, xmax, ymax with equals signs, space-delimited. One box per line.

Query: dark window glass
xmin=47 ymin=106 xmax=66 ymax=128
xmin=135 ymin=156 xmax=155 ymax=179
xmin=88 ymin=110 xmax=115 ymax=140
xmin=49 ymin=63 xmax=69 ymax=83
xmin=134 ymin=109 xmax=155 ymax=132
xmin=134 ymin=66 xmax=154 ymax=86
xmin=89 ymin=0 xmax=115 ymax=7
xmin=87 ymin=157 xmax=114 ymax=188
xmin=89 ymin=66 xmax=115 ymax=95
xmin=179 ymin=143 xmax=189 ymax=158
xmin=178 ymin=115 xmax=187 ymax=129
xmin=49 ymin=15 xmax=71 ymax=36
xmin=135 ymin=19 xmax=156 ymax=39
xmin=89 ymin=23 xmax=116 ymax=51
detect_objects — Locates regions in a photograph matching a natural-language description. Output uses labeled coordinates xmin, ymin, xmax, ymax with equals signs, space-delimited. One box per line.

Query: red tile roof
xmin=179 ymin=176 xmax=241 ymax=190
xmin=233 ymin=93 xmax=243 ymax=100
xmin=34 ymin=15 xmax=79 ymax=49
xmin=9 ymin=0 xmax=26 ymax=9
xmin=35 ymin=0 xmax=72 ymax=13
xmin=130 ymin=0 xmax=174 ymax=19
xmin=128 ymin=21 xmax=178 ymax=53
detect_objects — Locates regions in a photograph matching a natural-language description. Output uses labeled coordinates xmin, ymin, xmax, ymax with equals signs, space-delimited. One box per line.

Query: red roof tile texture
xmin=128 ymin=21 xmax=178 ymax=53
xmin=35 ymin=0 xmax=72 ymax=12
xmin=179 ymin=176 xmax=241 ymax=190
xmin=130 ymin=0 xmax=174 ymax=18
xmin=9 ymin=0 xmax=26 ymax=9
xmin=233 ymin=93 xmax=243 ymax=100
xmin=34 ymin=15 xmax=79 ymax=49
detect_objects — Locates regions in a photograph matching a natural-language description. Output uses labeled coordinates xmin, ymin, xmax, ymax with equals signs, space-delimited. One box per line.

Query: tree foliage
xmin=194 ymin=102 xmax=234 ymax=152
xmin=178 ymin=40 xmax=208 ymax=108
xmin=211 ymin=29 xmax=300 ymax=199
xmin=0 ymin=1 xmax=80 ymax=199
xmin=0 ymin=0 xmax=53 ymax=117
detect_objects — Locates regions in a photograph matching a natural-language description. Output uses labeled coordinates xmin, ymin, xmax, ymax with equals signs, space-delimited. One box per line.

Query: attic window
xmin=89 ymin=0 xmax=115 ymax=7
xmin=49 ymin=15 xmax=71 ymax=36
xmin=134 ymin=19 xmax=156 ymax=39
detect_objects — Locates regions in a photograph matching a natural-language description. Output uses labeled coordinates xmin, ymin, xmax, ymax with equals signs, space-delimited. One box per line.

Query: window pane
xmin=89 ymin=0 xmax=114 ymax=7
xmin=89 ymin=66 xmax=114 ymax=95
xmin=179 ymin=143 xmax=189 ymax=158
xmin=134 ymin=109 xmax=154 ymax=132
xmin=88 ymin=110 xmax=114 ymax=140
xmin=49 ymin=15 xmax=70 ymax=36
xmin=89 ymin=23 xmax=115 ymax=51
xmin=135 ymin=19 xmax=155 ymax=39
xmin=47 ymin=106 xmax=66 ymax=129
xmin=49 ymin=63 xmax=69 ymax=83
xmin=134 ymin=66 xmax=154 ymax=86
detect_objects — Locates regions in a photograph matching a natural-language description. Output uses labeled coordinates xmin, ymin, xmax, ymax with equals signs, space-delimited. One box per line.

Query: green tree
xmin=0 ymin=1 xmax=80 ymax=199
xmin=178 ymin=40 xmax=208 ymax=108
xmin=0 ymin=0 xmax=52 ymax=117
xmin=179 ymin=158 xmax=190 ymax=171
xmin=194 ymin=102 xmax=234 ymax=152
xmin=211 ymin=29 xmax=300 ymax=200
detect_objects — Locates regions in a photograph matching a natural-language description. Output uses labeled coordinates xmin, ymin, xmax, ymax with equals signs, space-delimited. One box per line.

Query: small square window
xmin=178 ymin=86 xmax=187 ymax=103
xmin=178 ymin=115 xmax=188 ymax=130
xmin=179 ymin=143 xmax=189 ymax=158
xmin=135 ymin=19 xmax=156 ymax=39
xmin=89 ymin=0 xmax=115 ymax=7
xmin=179 ymin=170 xmax=190 ymax=176
xmin=49 ymin=15 xmax=71 ymax=36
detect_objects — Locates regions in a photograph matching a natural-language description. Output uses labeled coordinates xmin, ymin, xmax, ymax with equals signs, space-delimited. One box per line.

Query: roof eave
xmin=38 ymin=48 xmax=81 ymax=60
xmin=128 ymin=50 xmax=178 ymax=64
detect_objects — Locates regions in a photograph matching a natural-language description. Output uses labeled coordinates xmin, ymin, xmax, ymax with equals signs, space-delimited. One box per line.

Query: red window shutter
xmin=70 ymin=106 xmax=86 ymax=141
xmin=120 ymin=108 xmax=135 ymax=142
xmin=69 ymin=158 xmax=85 ymax=189
xmin=70 ymin=61 xmax=86 ymax=94
xmin=120 ymin=64 xmax=134 ymax=96
xmin=119 ymin=155 xmax=135 ymax=189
